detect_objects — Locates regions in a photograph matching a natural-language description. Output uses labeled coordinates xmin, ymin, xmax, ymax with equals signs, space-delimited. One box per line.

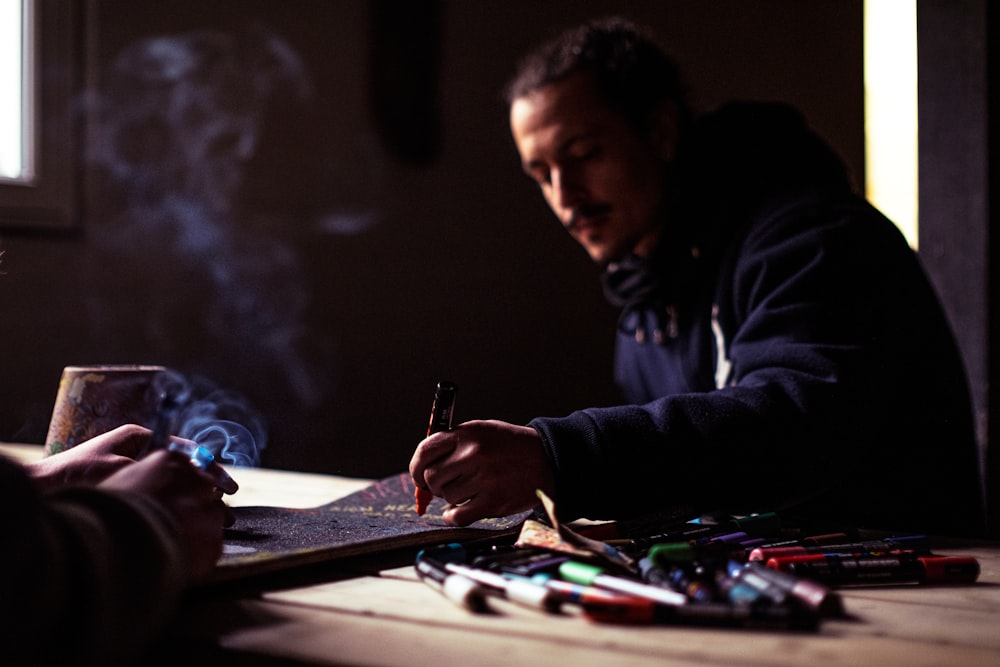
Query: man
xmin=1 ymin=425 xmax=238 ymax=666
xmin=410 ymin=18 xmax=985 ymax=536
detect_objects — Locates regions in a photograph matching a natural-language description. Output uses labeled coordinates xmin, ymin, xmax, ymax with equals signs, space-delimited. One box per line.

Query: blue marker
xmin=639 ymin=557 xmax=715 ymax=603
xmin=726 ymin=561 xmax=843 ymax=616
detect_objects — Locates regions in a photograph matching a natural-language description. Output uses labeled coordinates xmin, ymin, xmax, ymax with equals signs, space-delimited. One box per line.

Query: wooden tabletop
xmin=179 ymin=541 xmax=1000 ymax=667
xmin=5 ymin=442 xmax=1000 ymax=666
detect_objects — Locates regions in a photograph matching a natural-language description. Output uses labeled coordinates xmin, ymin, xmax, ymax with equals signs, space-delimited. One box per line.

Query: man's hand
xmin=28 ymin=424 xmax=237 ymax=494
xmin=29 ymin=424 xmax=152 ymax=489
xmin=99 ymin=449 xmax=235 ymax=581
xmin=409 ymin=419 xmax=555 ymax=526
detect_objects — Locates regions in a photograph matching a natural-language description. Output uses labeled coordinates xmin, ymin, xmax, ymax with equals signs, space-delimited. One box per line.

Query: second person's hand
xmin=409 ymin=419 xmax=555 ymax=526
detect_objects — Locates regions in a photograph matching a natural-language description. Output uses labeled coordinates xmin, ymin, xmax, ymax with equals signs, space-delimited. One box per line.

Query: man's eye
xmin=527 ymin=168 xmax=551 ymax=186
xmin=568 ymin=143 xmax=599 ymax=162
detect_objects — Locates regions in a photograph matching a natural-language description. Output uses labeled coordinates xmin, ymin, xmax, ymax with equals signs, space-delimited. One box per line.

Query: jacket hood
xmin=604 ymin=101 xmax=853 ymax=322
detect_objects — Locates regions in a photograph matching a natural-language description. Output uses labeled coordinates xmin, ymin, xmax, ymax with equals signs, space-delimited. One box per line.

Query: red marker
xmin=767 ymin=553 xmax=980 ymax=585
xmin=748 ymin=535 xmax=929 ymax=562
xmin=540 ymin=578 xmax=656 ymax=624
xmin=414 ymin=381 xmax=458 ymax=516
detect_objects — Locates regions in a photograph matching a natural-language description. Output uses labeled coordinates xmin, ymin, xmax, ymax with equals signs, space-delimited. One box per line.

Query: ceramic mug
xmin=44 ymin=364 xmax=167 ymax=456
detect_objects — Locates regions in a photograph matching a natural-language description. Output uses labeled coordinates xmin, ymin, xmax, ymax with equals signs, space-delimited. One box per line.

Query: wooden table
xmin=5 ymin=443 xmax=1000 ymax=666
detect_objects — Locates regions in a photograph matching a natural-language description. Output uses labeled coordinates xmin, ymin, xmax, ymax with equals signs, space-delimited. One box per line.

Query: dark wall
xmin=917 ymin=0 xmax=997 ymax=532
xmin=0 ymin=1 xmax=863 ymax=477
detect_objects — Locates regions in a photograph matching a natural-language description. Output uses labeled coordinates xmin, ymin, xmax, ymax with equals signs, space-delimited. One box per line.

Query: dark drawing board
xmin=214 ymin=471 xmax=529 ymax=582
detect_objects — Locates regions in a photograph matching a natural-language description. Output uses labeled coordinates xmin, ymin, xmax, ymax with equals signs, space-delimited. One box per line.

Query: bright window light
xmin=0 ymin=0 xmax=34 ymax=183
xmin=865 ymin=0 xmax=918 ymax=248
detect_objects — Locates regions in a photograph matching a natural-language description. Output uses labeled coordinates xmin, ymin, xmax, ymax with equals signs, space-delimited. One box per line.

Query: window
xmin=0 ymin=0 xmax=34 ymax=182
xmin=0 ymin=0 xmax=80 ymax=230
xmin=865 ymin=0 xmax=918 ymax=248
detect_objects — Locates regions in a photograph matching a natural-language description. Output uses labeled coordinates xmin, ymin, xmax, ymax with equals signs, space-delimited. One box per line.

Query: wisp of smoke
xmin=151 ymin=369 xmax=266 ymax=467
xmin=84 ymin=27 xmax=327 ymax=411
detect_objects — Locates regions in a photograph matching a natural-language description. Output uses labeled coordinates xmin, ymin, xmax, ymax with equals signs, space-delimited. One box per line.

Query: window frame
xmin=0 ymin=0 xmax=82 ymax=231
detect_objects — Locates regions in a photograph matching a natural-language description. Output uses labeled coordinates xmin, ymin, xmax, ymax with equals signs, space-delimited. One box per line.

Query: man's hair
xmin=504 ymin=17 xmax=692 ymax=134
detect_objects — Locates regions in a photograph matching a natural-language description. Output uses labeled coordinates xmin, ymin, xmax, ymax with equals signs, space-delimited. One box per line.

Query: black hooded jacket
xmin=529 ymin=102 xmax=985 ymax=536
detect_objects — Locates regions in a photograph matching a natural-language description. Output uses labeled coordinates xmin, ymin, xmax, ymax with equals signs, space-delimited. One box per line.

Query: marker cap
xmin=415 ymin=557 xmax=488 ymax=612
xmin=749 ymin=546 xmax=807 ymax=562
xmin=919 ymin=556 xmax=980 ymax=584
xmin=505 ymin=578 xmax=559 ymax=610
xmin=581 ymin=599 xmax=657 ymax=624
xmin=442 ymin=574 xmax=486 ymax=609
xmin=648 ymin=542 xmax=695 ymax=563
xmin=559 ymin=561 xmax=603 ymax=586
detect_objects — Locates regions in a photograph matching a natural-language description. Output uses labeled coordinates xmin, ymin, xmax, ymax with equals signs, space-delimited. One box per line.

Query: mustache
xmin=566 ymin=204 xmax=612 ymax=231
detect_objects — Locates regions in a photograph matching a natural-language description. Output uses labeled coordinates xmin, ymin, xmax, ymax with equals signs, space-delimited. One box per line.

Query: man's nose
xmin=550 ymin=168 xmax=584 ymax=217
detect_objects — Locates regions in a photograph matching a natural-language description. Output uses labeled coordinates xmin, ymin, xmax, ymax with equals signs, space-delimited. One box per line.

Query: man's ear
xmin=647 ymin=100 xmax=679 ymax=162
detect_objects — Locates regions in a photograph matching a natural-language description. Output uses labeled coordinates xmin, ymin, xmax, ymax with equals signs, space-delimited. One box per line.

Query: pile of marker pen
xmin=414 ymin=512 xmax=980 ymax=631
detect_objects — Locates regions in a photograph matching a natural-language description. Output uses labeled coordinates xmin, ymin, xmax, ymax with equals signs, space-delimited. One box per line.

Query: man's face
xmin=509 ymin=73 xmax=673 ymax=265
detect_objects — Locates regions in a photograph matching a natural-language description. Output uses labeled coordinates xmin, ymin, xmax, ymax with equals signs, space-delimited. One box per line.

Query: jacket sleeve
xmin=0 ymin=454 xmax=189 ymax=666
xmin=529 ymin=194 xmax=979 ymax=532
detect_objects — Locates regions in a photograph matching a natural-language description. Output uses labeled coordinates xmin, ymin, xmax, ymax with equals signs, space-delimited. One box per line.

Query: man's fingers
xmin=208 ymin=464 xmax=239 ymax=494
xmin=441 ymin=502 xmax=479 ymax=527
xmin=410 ymin=431 xmax=459 ymax=488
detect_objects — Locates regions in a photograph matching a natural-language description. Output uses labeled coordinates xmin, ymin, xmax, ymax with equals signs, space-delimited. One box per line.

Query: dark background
xmin=1 ymin=1 xmax=991 ymax=515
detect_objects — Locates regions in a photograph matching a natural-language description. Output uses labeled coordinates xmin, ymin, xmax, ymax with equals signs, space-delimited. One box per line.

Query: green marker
xmin=559 ymin=561 xmax=687 ymax=607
